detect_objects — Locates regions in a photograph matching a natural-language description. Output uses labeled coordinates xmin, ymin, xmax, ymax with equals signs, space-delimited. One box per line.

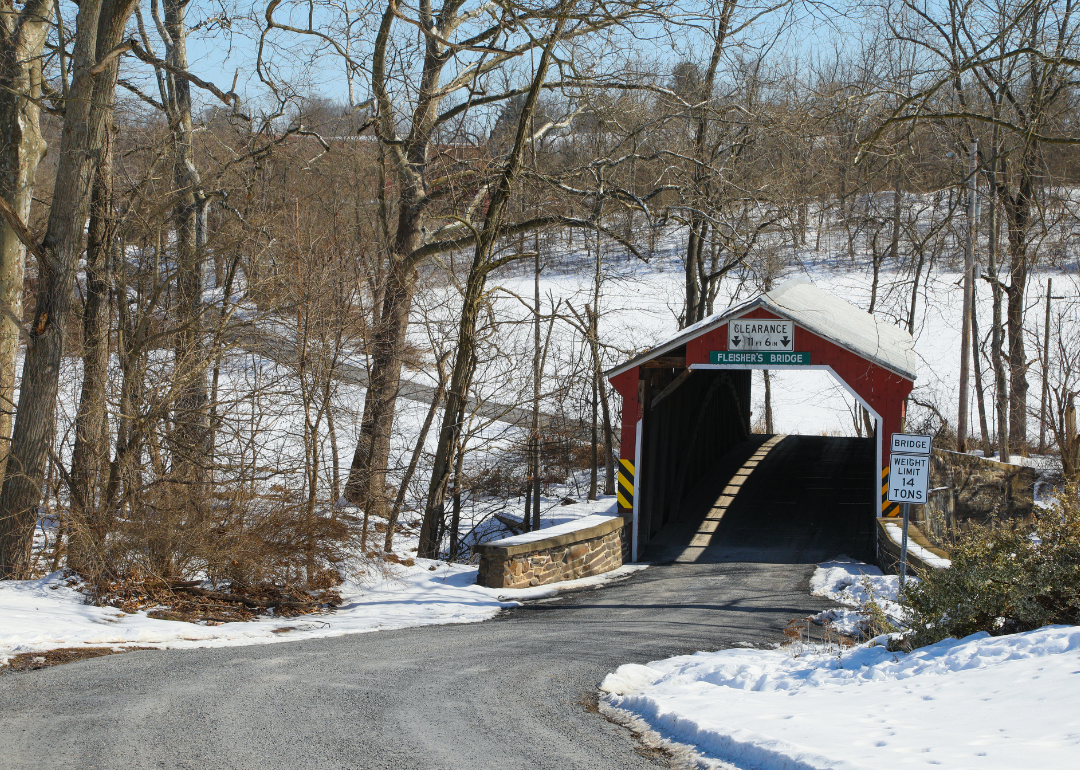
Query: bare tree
xmin=418 ymin=4 xmax=572 ymax=557
xmin=0 ymin=0 xmax=140 ymax=579
xmin=0 ymin=0 xmax=55 ymax=481
xmin=874 ymin=0 xmax=1080 ymax=454
xmin=260 ymin=0 xmax=668 ymax=528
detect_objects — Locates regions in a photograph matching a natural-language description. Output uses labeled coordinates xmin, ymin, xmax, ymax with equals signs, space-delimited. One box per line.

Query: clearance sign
xmin=727 ymin=319 xmax=794 ymax=351
xmin=717 ymin=319 xmax=808 ymax=364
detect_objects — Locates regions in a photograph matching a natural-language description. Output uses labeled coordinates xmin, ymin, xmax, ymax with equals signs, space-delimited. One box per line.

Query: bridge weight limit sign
xmin=888 ymin=433 xmax=932 ymax=587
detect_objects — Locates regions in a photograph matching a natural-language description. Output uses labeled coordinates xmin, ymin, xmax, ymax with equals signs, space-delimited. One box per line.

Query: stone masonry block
xmin=475 ymin=516 xmax=626 ymax=589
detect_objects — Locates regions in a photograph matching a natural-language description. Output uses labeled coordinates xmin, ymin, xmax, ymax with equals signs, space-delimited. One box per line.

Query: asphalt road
xmin=0 ymin=561 xmax=837 ymax=770
xmin=236 ymin=330 xmax=585 ymax=434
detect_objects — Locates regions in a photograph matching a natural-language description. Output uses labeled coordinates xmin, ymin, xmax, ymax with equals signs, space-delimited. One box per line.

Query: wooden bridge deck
xmin=641 ymin=434 xmax=877 ymax=564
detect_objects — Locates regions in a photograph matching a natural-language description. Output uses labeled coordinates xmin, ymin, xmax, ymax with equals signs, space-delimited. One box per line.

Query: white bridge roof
xmin=608 ymin=278 xmax=917 ymax=381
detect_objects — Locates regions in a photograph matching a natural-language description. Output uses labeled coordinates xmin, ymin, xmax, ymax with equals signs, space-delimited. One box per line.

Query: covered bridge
xmin=607 ymin=279 xmax=917 ymax=563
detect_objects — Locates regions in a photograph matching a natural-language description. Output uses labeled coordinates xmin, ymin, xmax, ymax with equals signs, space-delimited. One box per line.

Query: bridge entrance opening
xmin=607 ymin=280 xmax=916 ymax=564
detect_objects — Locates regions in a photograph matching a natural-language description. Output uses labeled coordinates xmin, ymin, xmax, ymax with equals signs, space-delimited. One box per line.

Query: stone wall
xmin=918 ymin=449 xmax=1038 ymax=547
xmin=877 ymin=518 xmax=950 ymax=575
xmin=475 ymin=515 xmax=628 ymax=589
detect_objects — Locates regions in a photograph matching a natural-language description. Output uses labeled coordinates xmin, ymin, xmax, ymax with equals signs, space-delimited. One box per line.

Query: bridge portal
xmin=608 ymin=279 xmax=916 ymax=562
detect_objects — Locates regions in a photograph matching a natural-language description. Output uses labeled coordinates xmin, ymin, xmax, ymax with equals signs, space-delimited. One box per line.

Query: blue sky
xmin=137 ymin=0 xmax=858 ymax=118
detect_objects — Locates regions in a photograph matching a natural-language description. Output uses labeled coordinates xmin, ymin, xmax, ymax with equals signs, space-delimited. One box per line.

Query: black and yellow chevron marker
xmin=618 ymin=459 xmax=635 ymax=510
xmin=882 ymin=466 xmax=900 ymax=517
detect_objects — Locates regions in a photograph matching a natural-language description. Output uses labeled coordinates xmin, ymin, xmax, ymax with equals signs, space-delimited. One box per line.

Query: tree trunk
xmin=531 ymin=232 xmax=541 ymax=531
xmin=982 ymin=127 xmax=1010 ymax=463
xmin=448 ymin=445 xmax=464 ymax=561
xmin=327 ymin=393 xmax=340 ymax=506
xmin=971 ymin=282 xmax=992 ymax=456
xmin=586 ymin=304 xmax=616 ymax=496
xmin=763 ymin=370 xmax=773 ymax=433
xmin=418 ymin=8 xmax=568 ymax=556
xmin=68 ymin=130 xmax=116 ymax=577
xmin=344 ymin=0 xmax=449 ymax=521
xmin=888 ymin=159 xmax=902 ymax=267
xmin=385 ymin=354 xmax=447 ymax=552
xmin=418 ymin=274 xmax=482 ymax=557
xmin=163 ymin=0 xmax=207 ymax=483
xmin=681 ymin=1 xmax=735 ymax=328
xmin=868 ymin=231 xmax=882 ymax=314
xmin=1062 ymin=396 xmax=1078 ymax=482
xmin=163 ymin=0 xmax=210 ymax=485
xmin=684 ymin=218 xmax=704 ymax=326
xmin=344 ymin=247 xmax=420 ymax=519
xmin=0 ymin=0 xmax=54 ymax=483
xmin=0 ymin=0 xmax=137 ymax=579
xmin=589 ymin=370 xmax=598 ymax=501
xmin=1003 ymin=153 xmax=1034 ymax=456
xmin=588 ymin=225 xmax=600 ymax=501
xmin=907 ymin=245 xmax=926 ymax=334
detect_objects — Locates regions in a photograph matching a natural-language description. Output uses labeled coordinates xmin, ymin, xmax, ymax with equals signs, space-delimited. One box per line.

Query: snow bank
xmin=533 ymin=495 xmax=620 ymax=529
xmin=2 ymin=492 xmax=646 ymax=666
xmin=602 ymin=625 xmax=1080 ymax=769
xmin=880 ymin=521 xmax=952 ymax=568
xmin=809 ymin=558 xmax=903 ymax=637
xmin=0 ymin=561 xmax=645 ymax=666
xmin=484 ymin=511 xmax=621 ymax=548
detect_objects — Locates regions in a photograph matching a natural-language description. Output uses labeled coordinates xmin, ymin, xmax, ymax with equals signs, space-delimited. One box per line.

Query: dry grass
xmin=89 ymin=574 xmax=343 ymax=623
xmin=0 ymin=646 xmax=155 ymax=675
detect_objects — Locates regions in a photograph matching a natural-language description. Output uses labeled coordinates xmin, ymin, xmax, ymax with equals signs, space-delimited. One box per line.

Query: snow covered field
xmin=7 ymin=228 xmax=1075 ymax=706
xmin=43 ymin=230 xmax=1072 ymax=550
xmin=601 ymin=559 xmax=1080 ymax=770
xmin=492 ymin=238 xmax=1078 ymax=441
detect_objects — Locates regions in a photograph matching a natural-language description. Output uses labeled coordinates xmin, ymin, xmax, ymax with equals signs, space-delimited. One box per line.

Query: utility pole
xmin=531 ymin=233 xmax=541 ymax=532
xmin=1040 ymin=278 xmax=1052 ymax=453
xmin=529 ymin=112 xmax=542 ymax=533
xmin=957 ymin=141 xmax=977 ymax=452
xmin=1040 ymin=280 xmax=1066 ymax=453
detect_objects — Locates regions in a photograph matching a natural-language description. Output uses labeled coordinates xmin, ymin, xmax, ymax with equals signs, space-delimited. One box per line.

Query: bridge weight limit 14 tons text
xmin=888 ymin=433 xmax=932 ymax=587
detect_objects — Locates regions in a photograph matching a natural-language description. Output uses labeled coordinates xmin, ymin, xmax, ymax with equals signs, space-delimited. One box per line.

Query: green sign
xmin=710 ymin=351 xmax=811 ymax=365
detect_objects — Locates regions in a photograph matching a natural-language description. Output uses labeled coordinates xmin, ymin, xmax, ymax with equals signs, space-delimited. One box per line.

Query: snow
xmin=502 ymin=247 xmax=1074 ymax=443
xmin=881 ymin=520 xmax=952 ymax=568
xmin=13 ymin=222 xmax=1074 ymax=685
xmin=2 ymin=490 xmax=646 ymax=667
xmin=616 ymin=277 xmax=918 ymax=381
xmin=397 ymin=230 xmax=1075 ymax=450
xmin=0 ymin=561 xmax=646 ymax=667
xmin=809 ymin=558 xmax=904 ymax=637
xmin=603 ymin=618 xmax=1080 ymax=768
xmin=761 ymin=278 xmax=917 ymax=378
xmin=484 ymin=509 xmax=622 ymax=548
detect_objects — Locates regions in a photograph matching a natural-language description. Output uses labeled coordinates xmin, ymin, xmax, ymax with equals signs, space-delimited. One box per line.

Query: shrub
xmin=89 ymin=482 xmax=353 ymax=594
xmin=900 ymin=484 xmax=1080 ymax=649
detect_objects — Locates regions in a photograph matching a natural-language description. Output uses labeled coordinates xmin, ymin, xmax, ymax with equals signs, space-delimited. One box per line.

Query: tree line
xmin=1 ymin=0 xmax=1078 ymax=584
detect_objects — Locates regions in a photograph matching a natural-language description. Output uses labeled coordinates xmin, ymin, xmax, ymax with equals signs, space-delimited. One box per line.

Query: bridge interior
xmin=640 ymin=434 xmax=877 ymax=564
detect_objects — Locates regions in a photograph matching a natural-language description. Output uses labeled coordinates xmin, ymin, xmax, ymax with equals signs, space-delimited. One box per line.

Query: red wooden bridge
xmin=608 ymin=279 xmax=916 ymax=562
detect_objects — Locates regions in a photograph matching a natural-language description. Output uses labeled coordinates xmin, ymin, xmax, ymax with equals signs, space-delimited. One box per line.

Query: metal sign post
xmin=887 ymin=433 xmax=933 ymax=590
xmin=900 ymin=502 xmax=910 ymax=590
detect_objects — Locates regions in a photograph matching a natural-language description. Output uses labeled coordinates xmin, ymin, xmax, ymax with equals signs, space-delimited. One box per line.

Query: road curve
xmin=0 ymin=563 xmax=837 ymax=770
